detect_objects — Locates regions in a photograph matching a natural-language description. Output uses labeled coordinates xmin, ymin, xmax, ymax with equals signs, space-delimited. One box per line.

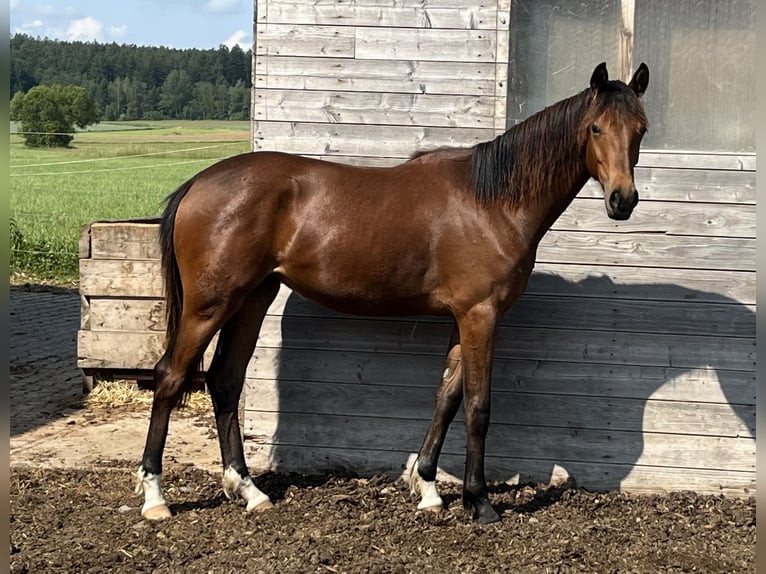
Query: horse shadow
xmin=259 ymin=272 xmax=755 ymax=498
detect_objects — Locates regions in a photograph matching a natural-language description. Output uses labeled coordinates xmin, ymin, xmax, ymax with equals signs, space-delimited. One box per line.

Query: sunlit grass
xmin=9 ymin=121 xmax=251 ymax=284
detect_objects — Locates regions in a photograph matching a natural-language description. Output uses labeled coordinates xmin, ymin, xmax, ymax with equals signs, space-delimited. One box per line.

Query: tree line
xmin=10 ymin=34 xmax=252 ymax=121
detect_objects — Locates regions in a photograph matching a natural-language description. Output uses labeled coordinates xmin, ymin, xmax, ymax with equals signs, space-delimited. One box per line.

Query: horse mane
xmin=470 ymin=81 xmax=646 ymax=206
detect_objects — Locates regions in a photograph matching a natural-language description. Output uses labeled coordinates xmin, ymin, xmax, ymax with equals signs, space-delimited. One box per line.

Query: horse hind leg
xmin=207 ymin=276 xmax=280 ymax=512
xmin=136 ymin=306 xmax=227 ymax=520
xmin=410 ymin=326 xmax=463 ymax=512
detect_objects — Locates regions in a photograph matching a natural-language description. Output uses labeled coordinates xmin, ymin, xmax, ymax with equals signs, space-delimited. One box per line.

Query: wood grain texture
xmin=255 ymin=56 xmax=497 ymax=95
xmin=77 ymin=316 xmax=756 ymax=372
xmin=243 ymin=443 xmax=755 ymax=496
xmin=355 ymin=28 xmax=496 ymax=62
xmin=241 ymin=378 xmax=754 ymax=437
xmin=258 ymin=0 xmax=498 ymax=29
xmin=243 ymin=411 xmax=753 ymax=472
xmin=254 ymin=89 xmax=496 ymax=128
xmin=77 ymin=257 xmax=756 ymax=305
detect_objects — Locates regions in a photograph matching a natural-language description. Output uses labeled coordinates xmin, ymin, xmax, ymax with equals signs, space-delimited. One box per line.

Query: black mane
xmin=470 ymin=81 xmax=646 ymax=206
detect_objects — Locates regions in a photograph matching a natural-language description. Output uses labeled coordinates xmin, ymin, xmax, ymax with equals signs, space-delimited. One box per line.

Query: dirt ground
xmin=9 ymin=286 xmax=757 ymax=573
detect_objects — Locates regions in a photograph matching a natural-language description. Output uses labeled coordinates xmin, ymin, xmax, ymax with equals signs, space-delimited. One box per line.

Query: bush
xmin=10 ymin=84 xmax=101 ymax=147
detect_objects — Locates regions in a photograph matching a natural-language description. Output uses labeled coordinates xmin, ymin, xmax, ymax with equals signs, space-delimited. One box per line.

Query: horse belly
xmin=273 ymin=240 xmax=445 ymax=317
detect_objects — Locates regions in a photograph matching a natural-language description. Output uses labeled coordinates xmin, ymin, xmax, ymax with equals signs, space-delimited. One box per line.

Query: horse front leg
xmin=411 ymin=326 xmax=463 ymax=512
xmin=457 ymin=303 xmax=501 ymax=524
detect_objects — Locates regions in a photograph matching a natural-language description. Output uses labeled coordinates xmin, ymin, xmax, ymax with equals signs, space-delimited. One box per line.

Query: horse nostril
xmin=609 ymin=190 xmax=621 ymax=210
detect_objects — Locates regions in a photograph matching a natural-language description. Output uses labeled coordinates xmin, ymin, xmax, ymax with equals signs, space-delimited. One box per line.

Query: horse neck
xmin=520 ymin=155 xmax=591 ymax=246
xmin=505 ymin=107 xmax=592 ymax=245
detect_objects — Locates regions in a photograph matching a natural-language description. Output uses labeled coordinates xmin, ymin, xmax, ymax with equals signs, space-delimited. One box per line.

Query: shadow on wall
xmin=258 ymin=272 xmax=755 ymax=494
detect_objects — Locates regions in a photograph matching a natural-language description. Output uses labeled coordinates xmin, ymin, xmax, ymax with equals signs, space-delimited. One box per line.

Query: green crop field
xmin=10 ymin=121 xmax=251 ymax=284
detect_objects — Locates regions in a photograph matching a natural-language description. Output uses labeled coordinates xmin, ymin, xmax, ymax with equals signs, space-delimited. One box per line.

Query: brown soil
xmin=9 ymin=287 xmax=756 ymax=574
xmin=10 ymin=436 xmax=756 ymax=573
xmin=9 ymin=389 xmax=757 ymax=574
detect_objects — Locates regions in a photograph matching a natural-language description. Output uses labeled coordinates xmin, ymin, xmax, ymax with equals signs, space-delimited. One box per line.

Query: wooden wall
xmin=240 ymin=0 xmax=756 ymax=495
xmin=239 ymin=156 xmax=755 ymax=496
xmin=252 ymin=0 xmax=510 ymax=164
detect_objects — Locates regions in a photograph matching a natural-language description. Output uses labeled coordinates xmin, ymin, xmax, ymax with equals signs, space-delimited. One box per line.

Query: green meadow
xmin=10 ymin=120 xmax=251 ymax=284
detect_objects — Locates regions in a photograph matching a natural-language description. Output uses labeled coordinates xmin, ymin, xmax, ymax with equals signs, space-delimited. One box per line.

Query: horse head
xmin=583 ymin=62 xmax=649 ymax=221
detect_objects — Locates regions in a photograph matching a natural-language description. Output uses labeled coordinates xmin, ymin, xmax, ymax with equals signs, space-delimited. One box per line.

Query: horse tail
xmin=159 ymin=177 xmax=195 ymax=345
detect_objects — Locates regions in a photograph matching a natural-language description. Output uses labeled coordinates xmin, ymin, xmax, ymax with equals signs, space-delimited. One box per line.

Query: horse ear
xmin=629 ymin=63 xmax=649 ymax=97
xmin=590 ymin=62 xmax=608 ymax=93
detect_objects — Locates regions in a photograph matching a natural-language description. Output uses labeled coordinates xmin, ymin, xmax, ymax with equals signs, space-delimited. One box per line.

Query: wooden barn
xmin=78 ymin=0 xmax=755 ymax=496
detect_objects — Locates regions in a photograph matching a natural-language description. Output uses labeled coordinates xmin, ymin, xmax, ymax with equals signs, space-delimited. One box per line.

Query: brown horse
xmin=136 ymin=62 xmax=649 ymax=523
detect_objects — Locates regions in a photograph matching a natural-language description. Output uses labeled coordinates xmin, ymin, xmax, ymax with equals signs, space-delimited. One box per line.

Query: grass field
xmin=10 ymin=120 xmax=251 ymax=284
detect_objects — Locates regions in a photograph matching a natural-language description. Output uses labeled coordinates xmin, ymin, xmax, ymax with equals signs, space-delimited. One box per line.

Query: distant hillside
xmin=10 ymin=34 xmax=252 ymax=121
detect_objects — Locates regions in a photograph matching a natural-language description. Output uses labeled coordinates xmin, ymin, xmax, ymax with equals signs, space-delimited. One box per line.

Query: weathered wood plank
xmin=78 ymin=224 xmax=91 ymax=259
xmin=79 ymin=318 xmax=756 ymax=372
xmin=259 ymin=1 xmax=498 ymax=29
xmin=78 ymin=331 xmax=166 ymax=370
xmin=254 ymin=56 xmax=497 ymax=95
xmin=244 ymin=348 xmax=756 ymax=406
xmin=271 ymin=317 xmax=756 ymax=371
xmin=254 ymin=89 xmax=496 ymax=128
xmin=88 ymin=298 xmax=165 ymax=332
xmin=89 ymin=223 xmax=160 ymax=260
xmin=253 ymin=120 xmax=494 ymax=157
xmin=529 ymin=265 xmax=755 ymax=305
xmin=355 ymin=28 xmax=496 ymax=62
xmin=242 ymin=379 xmax=754 ymax=437
xmin=79 ymin=259 xmax=163 ymax=297
xmin=636 ymin=152 xmax=756 ymax=171
xmin=555 ymin=197 xmax=755 ymax=238
xmin=255 ymin=24 xmax=356 ymax=57
xmin=538 ymin=232 xmax=755 ymax=272
xmin=76 ymin=256 xmax=757 ymax=305
xmin=243 ymin=412 xmax=754 ymax=472
xmin=86 ymin=292 xmax=755 ymax=338
xmin=580 ymin=167 xmax=756 ymax=204
xmin=284 ymin=294 xmax=755 ymax=337
xmin=243 ymin=443 xmax=755 ymax=496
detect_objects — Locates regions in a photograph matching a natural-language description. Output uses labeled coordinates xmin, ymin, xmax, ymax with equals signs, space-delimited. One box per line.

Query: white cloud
xmin=108 ymin=25 xmax=128 ymax=40
xmin=204 ymin=0 xmax=241 ymax=14
xmin=223 ymin=29 xmax=250 ymax=50
xmin=66 ymin=16 xmax=103 ymax=42
xmin=14 ymin=19 xmax=47 ymax=34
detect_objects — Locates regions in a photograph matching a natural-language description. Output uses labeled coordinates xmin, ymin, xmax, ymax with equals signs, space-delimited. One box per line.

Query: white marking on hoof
xmin=223 ymin=466 xmax=272 ymax=512
xmin=409 ymin=461 xmax=443 ymax=511
xmin=135 ymin=466 xmax=171 ymax=519
xmin=142 ymin=503 xmax=173 ymax=520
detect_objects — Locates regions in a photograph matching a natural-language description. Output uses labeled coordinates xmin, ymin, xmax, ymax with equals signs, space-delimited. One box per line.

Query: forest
xmin=10 ymin=34 xmax=252 ymax=121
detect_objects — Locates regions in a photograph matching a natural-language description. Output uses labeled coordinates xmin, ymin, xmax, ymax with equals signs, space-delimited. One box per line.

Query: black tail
xmin=159 ymin=177 xmax=195 ymax=346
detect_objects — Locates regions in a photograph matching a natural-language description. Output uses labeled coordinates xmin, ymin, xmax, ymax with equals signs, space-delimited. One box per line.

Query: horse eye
xmin=590 ymin=124 xmax=601 ymax=135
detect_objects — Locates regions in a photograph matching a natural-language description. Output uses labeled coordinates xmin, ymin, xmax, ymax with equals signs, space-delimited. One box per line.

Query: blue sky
xmin=9 ymin=0 xmax=253 ymax=50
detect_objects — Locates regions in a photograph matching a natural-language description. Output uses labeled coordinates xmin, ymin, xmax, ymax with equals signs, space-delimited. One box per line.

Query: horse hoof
xmin=464 ymin=497 xmax=501 ymax=524
xmin=247 ymin=498 xmax=274 ymax=513
xmin=477 ymin=509 xmax=501 ymax=524
xmin=142 ymin=503 xmax=172 ymax=521
xmin=475 ymin=503 xmax=501 ymax=524
xmin=420 ymin=504 xmax=443 ymax=514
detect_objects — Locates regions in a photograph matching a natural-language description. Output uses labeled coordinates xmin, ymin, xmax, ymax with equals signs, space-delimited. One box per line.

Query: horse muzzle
xmin=606 ymin=188 xmax=639 ymax=221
